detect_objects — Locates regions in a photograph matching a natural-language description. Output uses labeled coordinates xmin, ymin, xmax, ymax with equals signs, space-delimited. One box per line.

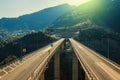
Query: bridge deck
xmin=70 ymin=38 xmax=120 ymax=80
xmin=0 ymin=39 xmax=64 ymax=80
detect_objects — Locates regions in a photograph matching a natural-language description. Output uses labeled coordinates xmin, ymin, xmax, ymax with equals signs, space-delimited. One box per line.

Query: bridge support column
xmin=54 ymin=52 xmax=60 ymax=80
xmin=72 ymin=53 xmax=78 ymax=80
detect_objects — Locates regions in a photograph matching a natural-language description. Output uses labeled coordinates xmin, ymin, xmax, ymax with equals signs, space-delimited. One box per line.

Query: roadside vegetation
xmin=0 ymin=31 xmax=55 ymax=66
xmin=75 ymin=26 xmax=120 ymax=64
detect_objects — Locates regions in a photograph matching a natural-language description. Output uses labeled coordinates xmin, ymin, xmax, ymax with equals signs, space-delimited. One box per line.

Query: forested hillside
xmin=0 ymin=31 xmax=55 ymax=66
xmin=75 ymin=26 xmax=120 ymax=64
xmin=49 ymin=0 xmax=120 ymax=64
xmin=52 ymin=0 xmax=120 ymax=32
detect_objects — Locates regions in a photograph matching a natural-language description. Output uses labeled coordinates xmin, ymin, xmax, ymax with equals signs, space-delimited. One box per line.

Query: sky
xmin=0 ymin=0 xmax=90 ymax=18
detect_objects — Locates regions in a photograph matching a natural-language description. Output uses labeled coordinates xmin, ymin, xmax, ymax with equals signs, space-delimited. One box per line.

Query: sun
xmin=66 ymin=0 xmax=91 ymax=6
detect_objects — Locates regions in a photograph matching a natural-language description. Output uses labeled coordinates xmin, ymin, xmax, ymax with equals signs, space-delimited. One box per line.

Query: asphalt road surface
xmin=70 ymin=38 xmax=120 ymax=80
xmin=0 ymin=38 xmax=64 ymax=80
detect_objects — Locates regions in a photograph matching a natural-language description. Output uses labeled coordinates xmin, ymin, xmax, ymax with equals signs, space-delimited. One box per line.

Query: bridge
xmin=0 ymin=38 xmax=120 ymax=80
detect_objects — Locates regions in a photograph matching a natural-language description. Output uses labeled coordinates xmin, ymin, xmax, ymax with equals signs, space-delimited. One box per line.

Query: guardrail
xmin=70 ymin=38 xmax=120 ymax=80
xmin=70 ymin=41 xmax=98 ymax=80
xmin=27 ymin=39 xmax=64 ymax=80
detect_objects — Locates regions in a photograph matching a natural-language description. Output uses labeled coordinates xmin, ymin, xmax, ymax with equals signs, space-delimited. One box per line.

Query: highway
xmin=0 ymin=38 xmax=64 ymax=80
xmin=70 ymin=38 xmax=120 ymax=80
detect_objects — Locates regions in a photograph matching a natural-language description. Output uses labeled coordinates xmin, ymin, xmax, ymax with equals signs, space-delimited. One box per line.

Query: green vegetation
xmin=0 ymin=56 xmax=17 ymax=66
xmin=75 ymin=26 xmax=120 ymax=64
xmin=0 ymin=31 xmax=56 ymax=66
xmin=52 ymin=0 xmax=120 ymax=32
xmin=50 ymin=0 xmax=120 ymax=64
xmin=0 ymin=0 xmax=120 ymax=66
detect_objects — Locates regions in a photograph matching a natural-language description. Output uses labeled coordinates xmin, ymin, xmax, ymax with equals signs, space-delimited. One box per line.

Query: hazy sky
xmin=0 ymin=0 xmax=90 ymax=18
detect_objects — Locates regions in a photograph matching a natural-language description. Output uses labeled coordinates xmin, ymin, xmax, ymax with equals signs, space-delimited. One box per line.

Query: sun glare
xmin=66 ymin=0 xmax=91 ymax=6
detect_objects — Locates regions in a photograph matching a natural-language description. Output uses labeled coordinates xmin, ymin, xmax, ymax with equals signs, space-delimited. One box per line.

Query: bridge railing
xmin=27 ymin=39 xmax=64 ymax=80
xmin=70 ymin=41 xmax=98 ymax=80
xmin=70 ymin=41 xmax=99 ymax=80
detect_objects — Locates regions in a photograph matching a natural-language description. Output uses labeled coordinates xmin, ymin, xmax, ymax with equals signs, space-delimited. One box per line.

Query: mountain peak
xmin=0 ymin=4 xmax=74 ymax=31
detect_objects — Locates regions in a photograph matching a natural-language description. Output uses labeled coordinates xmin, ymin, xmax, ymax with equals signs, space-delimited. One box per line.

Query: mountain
xmin=48 ymin=0 xmax=120 ymax=64
xmin=0 ymin=4 xmax=73 ymax=32
xmin=51 ymin=0 xmax=120 ymax=32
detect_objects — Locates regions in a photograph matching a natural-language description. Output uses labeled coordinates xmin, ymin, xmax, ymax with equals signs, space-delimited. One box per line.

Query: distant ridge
xmin=0 ymin=4 xmax=73 ymax=31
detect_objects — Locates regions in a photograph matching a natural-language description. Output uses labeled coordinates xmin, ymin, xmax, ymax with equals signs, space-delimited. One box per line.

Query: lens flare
xmin=66 ymin=0 xmax=91 ymax=6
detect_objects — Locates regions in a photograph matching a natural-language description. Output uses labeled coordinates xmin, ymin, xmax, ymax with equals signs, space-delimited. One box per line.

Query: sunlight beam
xmin=65 ymin=0 xmax=91 ymax=6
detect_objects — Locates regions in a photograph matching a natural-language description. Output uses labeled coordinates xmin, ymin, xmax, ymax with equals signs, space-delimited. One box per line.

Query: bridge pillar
xmin=72 ymin=53 xmax=78 ymax=80
xmin=54 ymin=52 xmax=60 ymax=80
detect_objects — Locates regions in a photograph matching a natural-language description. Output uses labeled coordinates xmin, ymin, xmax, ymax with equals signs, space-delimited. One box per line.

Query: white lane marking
xmin=96 ymin=62 xmax=120 ymax=80
xmin=78 ymin=46 xmax=84 ymax=49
